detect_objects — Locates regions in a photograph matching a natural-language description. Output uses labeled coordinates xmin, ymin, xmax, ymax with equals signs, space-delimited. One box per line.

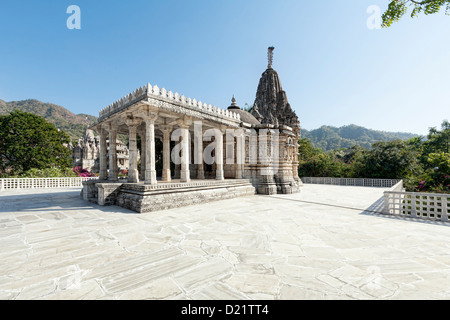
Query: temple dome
xmin=227 ymin=96 xmax=260 ymax=125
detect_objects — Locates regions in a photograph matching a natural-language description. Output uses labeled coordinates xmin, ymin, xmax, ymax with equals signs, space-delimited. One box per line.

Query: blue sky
xmin=0 ymin=0 xmax=449 ymax=135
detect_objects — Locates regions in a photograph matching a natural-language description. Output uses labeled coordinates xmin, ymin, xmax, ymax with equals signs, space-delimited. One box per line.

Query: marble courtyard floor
xmin=0 ymin=184 xmax=449 ymax=300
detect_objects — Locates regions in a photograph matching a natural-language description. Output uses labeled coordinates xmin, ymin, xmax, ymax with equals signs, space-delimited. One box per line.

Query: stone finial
xmin=228 ymin=95 xmax=240 ymax=110
xmin=268 ymin=46 xmax=274 ymax=69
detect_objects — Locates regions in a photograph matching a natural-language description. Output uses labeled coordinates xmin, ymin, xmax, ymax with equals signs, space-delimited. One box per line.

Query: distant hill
xmin=0 ymin=99 xmax=97 ymax=142
xmin=302 ymin=124 xmax=418 ymax=151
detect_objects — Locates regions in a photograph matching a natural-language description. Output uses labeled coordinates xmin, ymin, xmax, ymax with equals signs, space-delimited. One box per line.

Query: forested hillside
xmin=302 ymin=124 xmax=418 ymax=151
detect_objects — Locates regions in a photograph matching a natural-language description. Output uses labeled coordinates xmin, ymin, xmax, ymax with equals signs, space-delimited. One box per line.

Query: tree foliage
xmin=425 ymin=120 xmax=450 ymax=154
xmin=298 ymin=139 xmax=353 ymax=178
xmin=383 ymin=0 xmax=450 ymax=27
xmin=354 ymin=140 xmax=422 ymax=179
xmin=9 ymin=167 xmax=77 ymax=178
xmin=0 ymin=110 xmax=72 ymax=175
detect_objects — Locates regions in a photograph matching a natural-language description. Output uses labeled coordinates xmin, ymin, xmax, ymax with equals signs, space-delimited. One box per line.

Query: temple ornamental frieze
xmin=95 ymin=84 xmax=242 ymax=130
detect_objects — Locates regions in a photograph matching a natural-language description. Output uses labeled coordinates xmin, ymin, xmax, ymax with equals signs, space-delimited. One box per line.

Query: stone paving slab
xmin=0 ymin=185 xmax=449 ymax=300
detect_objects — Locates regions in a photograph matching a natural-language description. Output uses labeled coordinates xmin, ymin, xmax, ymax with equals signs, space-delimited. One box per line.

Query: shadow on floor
xmin=0 ymin=189 xmax=137 ymax=215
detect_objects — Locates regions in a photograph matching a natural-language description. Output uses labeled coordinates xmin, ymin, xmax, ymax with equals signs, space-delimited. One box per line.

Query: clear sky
xmin=0 ymin=0 xmax=449 ymax=135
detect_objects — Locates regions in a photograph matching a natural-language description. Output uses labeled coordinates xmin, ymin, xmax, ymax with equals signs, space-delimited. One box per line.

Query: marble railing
xmin=98 ymin=83 xmax=241 ymax=122
xmin=301 ymin=177 xmax=400 ymax=188
xmin=383 ymin=181 xmax=449 ymax=222
xmin=0 ymin=177 xmax=98 ymax=190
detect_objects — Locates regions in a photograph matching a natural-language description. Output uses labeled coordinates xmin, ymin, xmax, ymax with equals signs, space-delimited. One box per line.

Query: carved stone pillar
xmin=145 ymin=113 xmax=158 ymax=185
xmin=216 ymin=129 xmax=224 ymax=181
xmin=180 ymin=125 xmax=191 ymax=183
xmin=107 ymin=124 xmax=118 ymax=181
xmin=160 ymin=125 xmax=172 ymax=182
xmin=196 ymin=128 xmax=204 ymax=180
xmin=235 ymin=130 xmax=244 ymax=179
xmin=99 ymin=127 xmax=108 ymax=180
xmin=139 ymin=129 xmax=146 ymax=182
xmin=174 ymin=164 xmax=180 ymax=179
xmin=126 ymin=118 xmax=142 ymax=183
xmin=176 ymin=119 xmax=191 ymax=183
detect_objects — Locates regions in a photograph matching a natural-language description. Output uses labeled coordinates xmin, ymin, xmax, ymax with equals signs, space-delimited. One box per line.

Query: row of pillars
xmin=98 ymin=116 xmax=244 ymax=185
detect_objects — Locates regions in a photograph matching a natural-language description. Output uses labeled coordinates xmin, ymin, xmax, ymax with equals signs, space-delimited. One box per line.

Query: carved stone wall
xmin=72 ymin=129 xmax=130 ymax=173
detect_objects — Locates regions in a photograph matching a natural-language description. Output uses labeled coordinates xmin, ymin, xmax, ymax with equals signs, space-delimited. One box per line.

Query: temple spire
xmin=252 ymin=47 xmax=300 ymax=128
xmin=267 ymin=46 xmax=275 ymax=69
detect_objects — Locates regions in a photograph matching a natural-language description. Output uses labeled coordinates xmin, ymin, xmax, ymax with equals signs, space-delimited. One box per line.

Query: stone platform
xmin=83 ymin=179 xmax=257 ymax=213
xmin=2 ymin=185 xmax=450 ymax=300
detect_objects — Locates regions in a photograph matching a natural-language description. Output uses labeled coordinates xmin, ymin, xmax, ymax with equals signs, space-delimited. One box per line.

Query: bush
xmin=298 ymin=153 xmax=353 ymax=178
xmin=72 ymin=166 xmax=96 ymax=178
xmin=14 ymin=167 xmax=78 ymax=178
xmin=404 ymin=153 xmax=450 ymax=193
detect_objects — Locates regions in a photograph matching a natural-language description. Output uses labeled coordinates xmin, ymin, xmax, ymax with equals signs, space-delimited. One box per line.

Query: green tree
xmin=382 ymin=0 xmax=450 ymax=27
xmin=0 ymin=110 xmax=72 ymax=175
xmin=243 ymin=103 xmax=254 ymax=113
xmin=354 ymin=140 xmax=422 ymax=179
xmin=426 ymin=152 xmax=450 ymax=192
xmin=298 ymin=138 xmax=354 ymax=178
xmin=424 ymin=120 xmax=450 ymax=155
xmin=406 ymin=153 xmax=450 ymax=193
xmin=298 ymin=138 xmax=322 ymax=161
xmin=331 ymin=145 xmax=365 ymax=164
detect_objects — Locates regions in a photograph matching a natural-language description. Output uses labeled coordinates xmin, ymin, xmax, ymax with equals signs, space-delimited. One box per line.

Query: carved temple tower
xmin=249 ymin=47 xmax=302 ymax=194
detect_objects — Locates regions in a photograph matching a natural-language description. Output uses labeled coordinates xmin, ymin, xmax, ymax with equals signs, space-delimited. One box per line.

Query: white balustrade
xmin=0 ymin=177 xmax=98 ymax=190
xmin=301 ymin=177 xmax=400 ymax=188
xmin=383 ymin=181 xmax=449 ymax=222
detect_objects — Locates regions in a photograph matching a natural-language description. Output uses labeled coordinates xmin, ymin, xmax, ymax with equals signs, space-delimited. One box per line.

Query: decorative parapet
xmin=98 ymin=83 xmax=241 ymax=123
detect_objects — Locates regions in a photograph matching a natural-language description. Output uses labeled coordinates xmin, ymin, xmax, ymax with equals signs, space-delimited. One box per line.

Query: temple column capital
xmin=125 ymin=117 xmax=143 ymax=128
xmin=159 ymin=124 xmax=173 ymax=134
xmin=233 ymin=128 xmax=245 ymax=138
xmin=145 ymin=112 xmax=159 ymax=123
xmin=136 ymin=108 xmax=158 ymax=123
xmin=176 ymin=116 xmax=192 ymax=129
xmin=103 ymin=122 xmax=118 ymax=132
